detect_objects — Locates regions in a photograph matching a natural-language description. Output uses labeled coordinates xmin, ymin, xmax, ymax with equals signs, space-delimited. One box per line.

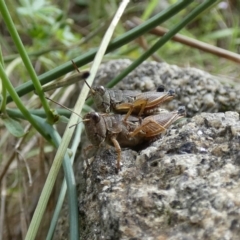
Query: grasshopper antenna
xmin=71 ymin=60 xmax=95 ymax=94
xmin=46 ymin=96 xmax=83 ymax=119
xmin=35 ymin=65 xmax=90 ymax=94
xmin=69 ymin=120 xmax=89 ymax=129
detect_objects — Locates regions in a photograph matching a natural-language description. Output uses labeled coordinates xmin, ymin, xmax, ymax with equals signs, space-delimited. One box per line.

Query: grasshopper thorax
xmin=92 ymin=86 xmax=111 ymax=113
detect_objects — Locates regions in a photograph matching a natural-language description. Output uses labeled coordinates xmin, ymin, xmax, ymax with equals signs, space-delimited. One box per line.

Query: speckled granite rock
xmin=76 ymin=111 xmax=240 ymax=240
xmin=55 ymin=60 xmax=240 ymax=240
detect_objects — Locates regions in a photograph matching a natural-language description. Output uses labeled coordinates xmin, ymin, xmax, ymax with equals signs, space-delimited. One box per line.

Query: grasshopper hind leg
xmin=110 ymin=135 xmax=122 ymax=173
xmin=123 ymin=100 xmax=148 ymax=122
xmin=123 ymin=105 xmax=134 ymax=122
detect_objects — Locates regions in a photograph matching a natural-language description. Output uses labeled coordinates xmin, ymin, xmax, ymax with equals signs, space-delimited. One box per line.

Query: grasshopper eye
xmin=177 ymin=106 xmax=186 ymax=116
xmin=157 ymin=85 xmax=165 ymax=92
xmin=96 ymin=86 xmax=106 ymax=94
xmin=168 ymin=89 xmax=175 ymax=96
xmin=99 ymin=86 xmax=106 ymax=93
xmin=92 ymin=112 xmax=101 ymax=123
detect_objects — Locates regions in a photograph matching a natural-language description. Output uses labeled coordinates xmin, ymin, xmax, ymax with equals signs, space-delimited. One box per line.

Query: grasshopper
xmin=83 ymin=106 xmax=186 ymax=171
xmin=89 ymin=86 xmax=175 ymax=121
xmin=83 ymin=112 xmax=142 ymax=171
xmin=72 ymin=61 xmax=175 ymax=120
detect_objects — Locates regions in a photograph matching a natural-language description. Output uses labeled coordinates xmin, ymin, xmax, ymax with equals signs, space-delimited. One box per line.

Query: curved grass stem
xmin=0 ymin=0 xmax=54 ymax=123
xmin=0 ymin=62 xmax=52 ymax=141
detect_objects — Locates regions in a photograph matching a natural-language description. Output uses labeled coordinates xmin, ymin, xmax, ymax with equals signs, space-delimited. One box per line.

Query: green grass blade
xmin=86 ymin=0 xmax=130 ymax=87
xmin=53 ymin=131 xmax=79 ymax=240
xmin=6 ymin=105 xmax=92 ymax=120
xmin=0 ymin=0 xmax=54 ymax=123
xmin=141 ymin=0 xmax=159 ymax=20
xmin=24 ymin=113 xmax=79 ymax=240
xmin=46 ymin=123 xmax=83 ymax=240
xmin=0 ymin=62 xmax=52 ymax=141
xmin=0 ymin=42 xmax=6 ymax=112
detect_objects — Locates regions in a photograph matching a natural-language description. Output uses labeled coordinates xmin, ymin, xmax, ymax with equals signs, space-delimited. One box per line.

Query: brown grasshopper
xmin=83 ymin=112 xmax=142 ymax=171
xmin=72 ymin=61 xmax=175 ymax=120
xmin=83 ymin=106 xmax=186 ymax=171
xmin=89 ymin=86 xmax=175 ymax=121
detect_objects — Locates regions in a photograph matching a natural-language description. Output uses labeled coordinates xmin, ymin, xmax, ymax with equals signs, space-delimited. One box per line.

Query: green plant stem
xmin=141 ymin=0 xmax=159 ymax=20
xmin=6 ymin=108 xmax=71 ymax=119
xmin=6 ymin=106 xmax=92 ymax=120
xmin=86 ymin=0 xmax=130 ymax=91
xmin=46 ymin=123 xmax=83 ymax=240
xmin=24 ymin=114 xmax=80 ymax=240
xmin=0 ymin=63 xmax=52 ymax=141
xmin=106 ymin=0 xmax=219 ymax=88
xmin=24 ymin=93 xmax=81 ymax=240
xmin=7 ymin=0 xmax=192 ymax=103
xmin=0 ymin=0 xmax=54 ymax=123
xmin=51 ymin=131 xmax=79 ymax=240
xmin=0 ymin=44 xmax=7 ymax=112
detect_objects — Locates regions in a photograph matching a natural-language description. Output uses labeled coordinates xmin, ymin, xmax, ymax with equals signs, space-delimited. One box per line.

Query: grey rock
xmin=55 ymin=60 xmax=240 ymax=240
xmin=77 ymin=111 xmax=240 ymax=240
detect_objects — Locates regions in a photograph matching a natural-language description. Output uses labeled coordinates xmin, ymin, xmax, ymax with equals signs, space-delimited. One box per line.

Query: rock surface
xmin=55 ymin=60 xmax=240 ymax=240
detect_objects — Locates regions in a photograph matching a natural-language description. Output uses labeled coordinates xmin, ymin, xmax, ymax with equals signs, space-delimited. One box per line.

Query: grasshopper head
xmin=168 ymin=89 xmax=175 ymax=96
xmin=83 ymin=112 xmax=107 ymax=146
xmin=156 ymin=85 xmax=165 ymax=92
xmin=92 ymin=86 xmax=111 ymax=113
xmin=163 ymin=89 xmax=175 ymax=102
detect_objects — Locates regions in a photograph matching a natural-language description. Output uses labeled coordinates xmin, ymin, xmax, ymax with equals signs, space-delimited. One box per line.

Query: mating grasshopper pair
xmin=71 ymin=61 xmax=185 ymax=171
